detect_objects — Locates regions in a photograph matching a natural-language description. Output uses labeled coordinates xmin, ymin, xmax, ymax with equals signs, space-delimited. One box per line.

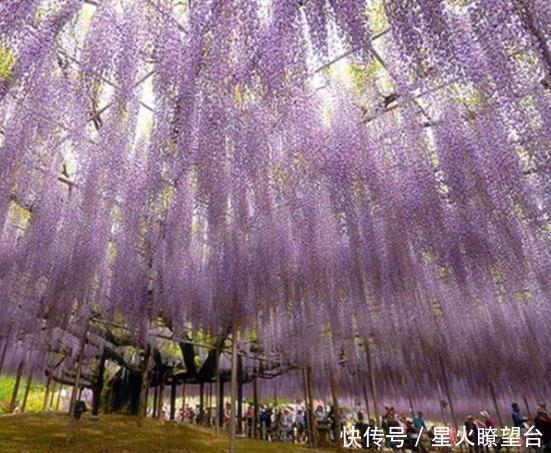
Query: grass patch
xmin=0 ymin=376 xmax=48 ymax=413
xmin=0 ymin=412 xmax=330 ymax=452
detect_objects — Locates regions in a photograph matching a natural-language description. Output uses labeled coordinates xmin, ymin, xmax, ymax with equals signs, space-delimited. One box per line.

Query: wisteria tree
xmin=0 ymin=0 xmax=549 ymax=438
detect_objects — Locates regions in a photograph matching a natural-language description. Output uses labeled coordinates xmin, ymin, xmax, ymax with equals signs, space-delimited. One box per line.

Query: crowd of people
xmin=161 ymin=400 xmax=314 ymax=443
xmin=153 ymin=397 xmax=551 ymax=451
xmin=345 ymin=402 xmax=551 ymax=451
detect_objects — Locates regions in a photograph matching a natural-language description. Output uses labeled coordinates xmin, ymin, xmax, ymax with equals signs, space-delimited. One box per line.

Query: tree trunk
xmin=329 ymin=368 xmax=341 ymax=443
xmin=208 ymin=382 xmax=213 ymax=426
xmin=49 ymin=380 xmax=58 ymax=409
xmin=304 ymin=366 xmax=316 ymax=446
xmin=218 ymin=379 xmax=224 ymax=428
xmin=145 ymin=386 xmax=149 ymax=416
xmin=0 ymin=339 xmax=9 ymax=377
xmin=199 ymin=381 xmax=205 ymax=424
xmin=362 ymin=381 xmax=371 ymax=420
xmin=229 ymin=323 xmax=238 ymax=453
xmin=92 ymin=351 xmax=106 ymax=416
xmin=170 ymin=378 xmax=177 ymax=421
xmin=104 ymin=367 xmax=141 ymax=415
xmin=67 ymin=333 xmax=86 ymax=443
xmin=156 ymin=373 xmax=165 ymax=420
xmin=55 ymin=384 xmax=62 ymax=410
xmin=43 ymin=374 xmax=52 ymax=411
xmin=152 ymin=382 xmax=158 ymax=418
xmin=9 ymin=360 xmax=25 ymax=413
xmin=253 ymin=376 xmax=259 ymax=438
xmin=138 ymin=345 xmax=152 ymax=418
xmin=215 ymin=349 xmax=221 ymax=434
xmin=365 ymin=341 xmax=379 ymax=423
xmin=181 ymin=383 xmax=186 ymax=411
xmin=237 ymin=356 xmax=243 ymax=434
xmin=21 ymin=371 xmax=33 ymax=413
xmin=301 ymin=369 xmax=310 ymax=443
xmin=68 ymin=326 xmax=87 ymax=419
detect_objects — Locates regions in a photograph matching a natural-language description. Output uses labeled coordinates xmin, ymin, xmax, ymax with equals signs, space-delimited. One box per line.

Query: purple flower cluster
xmin=0 ymin=0 xmax=549 ymax=405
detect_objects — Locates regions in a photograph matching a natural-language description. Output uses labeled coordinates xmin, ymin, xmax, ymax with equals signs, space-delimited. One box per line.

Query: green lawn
xmin=0 ymin=412 xmax=331 ymax=452
xmin=0 ymin=376 xmax=49 ymax=413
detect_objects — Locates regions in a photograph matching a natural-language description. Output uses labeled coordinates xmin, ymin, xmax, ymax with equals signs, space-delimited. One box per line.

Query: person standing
xmin=273 ymin=408 xmax=282 ymax=441
xmin=246 ymin=404 xmax=254 ymax=438
xmin=314 ymin=404 xmax=326 ymax=423
xmin=534 ymin=406 xmax=551 ymax=452
xmin=480 ymin=411 xmax=495 ymax=429
xmin=479 ymin=411 xmax=494 ymax=453
xmin=413 ymin=412 xmax=428 ymax=453
xmin=328 ymin=405 xmax=337 ymax=441
xmin=281 ymin=408 xmax=293 ymax=442
xmin=355 ymin=412 xmax=369 ymax=449
xmin=294 ymin=408 xmax=306 ymax=443
xmin=512 ymin=402 xmax=525 ymax=428
xmin=414 ymin=411 xmax=427 ymax=432
xmin=386 ymin=412 xmax=401 ymax=451
xmin=465 ymin=415 xmax=480 ymax=453
xmin=224 ymin=402 xmax=232 ymax=427
xmin=194 ymin=404 xmax=202 ymax=423
xmin=259 ymin=406 xmax=271 ymax=440
xmin=511 ymin=401 xmax=529 ymax=450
